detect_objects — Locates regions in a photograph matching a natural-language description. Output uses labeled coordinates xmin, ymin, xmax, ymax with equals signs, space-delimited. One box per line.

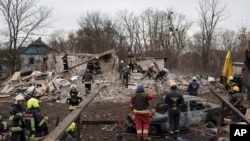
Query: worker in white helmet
xmin=67 ymin=85 xmax=82 ymax=112
xmin=141 ymin=63 xmax=156 ymax=80
xmin=8 ymin=94 xmax=26 ymax=141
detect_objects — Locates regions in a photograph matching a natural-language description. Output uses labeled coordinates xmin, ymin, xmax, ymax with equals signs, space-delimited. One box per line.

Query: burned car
xmin=124 ymin=95 xmax=220 ymax=135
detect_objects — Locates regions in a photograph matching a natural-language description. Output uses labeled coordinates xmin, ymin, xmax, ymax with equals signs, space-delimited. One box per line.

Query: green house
xmin=20 ymin=37 xmax=49 ymax=71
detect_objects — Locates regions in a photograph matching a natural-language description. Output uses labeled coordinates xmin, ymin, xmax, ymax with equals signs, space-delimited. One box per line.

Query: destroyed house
xmin=20 ymin=37 xmax=49 ymax=71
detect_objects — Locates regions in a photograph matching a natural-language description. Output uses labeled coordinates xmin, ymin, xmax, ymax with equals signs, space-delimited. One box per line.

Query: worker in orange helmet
xmin=165 ymin=81 xmax=184 ymax=140
xmin=187 ymin=76 xmax=199 ymax=96
xmin=130 ymin=84 xmax=153 ymax=140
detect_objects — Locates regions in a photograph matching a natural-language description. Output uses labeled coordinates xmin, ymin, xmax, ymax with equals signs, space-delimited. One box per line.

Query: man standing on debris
xmin=67 ymin=84 xmax=82 ymax=112
xmin=93 ymin=56 xmax=101 ymax=74
xmin=229 ymin=86 xmax=243 ymax=122
xmin=122 ymin=66 xmax=131 ymax=88
xmin=165 ymin=81 xmax=184 ymax=140
xmin=82 ymin=69 xmax=94 ymax=95
xmin=8 ymin=94 xmax=26 ymax=141
xmin=130 ymin=84 xmax=153 ymax=141
xmin=228 ymin=76 xmax=237 ymax=99
xmin=187 ymin=76 xmax=199 ymax=96
xmin=127 ymin=51 xmax=135 ymax=72
xmin=155 ymin=68 xmax=168 ymax=81
xmin=87 ymin=61 xmax=94 ymax=74
xmin=22 ymin=97 xmax=49 ymax=140
xmin=62 ymin=53 xmax=69 ymax=72
xmin=118 ymin=60 xmax=125 ymax=79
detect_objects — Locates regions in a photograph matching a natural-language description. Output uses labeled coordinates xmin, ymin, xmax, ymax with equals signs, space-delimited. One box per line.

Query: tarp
xmin=222 ymin=51 xmax=233 ymax=84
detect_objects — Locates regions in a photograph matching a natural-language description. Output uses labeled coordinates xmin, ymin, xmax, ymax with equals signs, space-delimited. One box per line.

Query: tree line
xmin=0 ymin=0 xmax=249 ymax=76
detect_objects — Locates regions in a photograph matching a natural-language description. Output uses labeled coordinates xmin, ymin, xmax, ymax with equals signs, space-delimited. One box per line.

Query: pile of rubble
xmin=0 ymin=69 xmax=226 ymax=104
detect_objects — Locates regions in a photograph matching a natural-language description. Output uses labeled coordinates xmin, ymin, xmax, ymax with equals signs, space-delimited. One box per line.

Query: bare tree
xmin=198 ymin=0 xmax=227 ymax=71
xmin=77 ymin=11 xmax=118 ymax=53
xmin=220 ymin=29 xmax=238 ymax=51
xmin=0 ymin=0 xmax=52 ymax=74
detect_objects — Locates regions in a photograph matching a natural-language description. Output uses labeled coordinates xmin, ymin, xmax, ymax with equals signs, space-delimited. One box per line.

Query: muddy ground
xmin=0 ymin=72 xmax=235 ymax=141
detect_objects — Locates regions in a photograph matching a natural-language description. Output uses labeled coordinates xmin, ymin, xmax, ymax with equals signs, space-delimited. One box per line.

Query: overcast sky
xmin=0 ymin=0 xmax=249 ymax=41
xmin=37 ymin=0 xmax=249 ymax=34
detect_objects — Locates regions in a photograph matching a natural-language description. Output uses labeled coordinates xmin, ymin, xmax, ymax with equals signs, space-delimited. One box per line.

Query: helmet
xmin=15 ymin=94 xmax=25 ymax=104
xmin=70 ymin=84 xmax=76 ymax=89
xmin=27 ymin=98 xmax=40 ymax=109
xmin=136 ymin=84 xmax=144 ymax=91
xmin=127 ymin=65 xmax=130 ymax=69
xmin=229 ymin=76 xmax=234 ymax=80
xmin=150 ymin=64 xmax=154 ymax=67
xmin=86 ymin=69 xmax=90 ymax=73
xmin=163 ymin=68 xmax=168 ymax=72
xmin=169 ymin=81 xmax=177 ymax=88
xmin=192 ymin=76 xmax=197 ymax=81
xmin=120 ymin=60 xmax=124 ymax=63
xmin=233 ymin=86 xmax=240 ymax=92
xmin=66 ymin=122 xmax=76 ymax=132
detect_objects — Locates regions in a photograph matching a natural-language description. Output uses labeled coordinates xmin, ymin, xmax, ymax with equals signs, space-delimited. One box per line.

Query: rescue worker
xmin=59 ymin=122 xmax=76 ymax=141
xmin=127 ymin=51 xmax=135 ymax=72
xmin=164 ymin=81 xmax=184 ymax=140
xmin=187 ymin=76 xmax=199 ymax=96
xmin=22 ymin=98 xmax=49 ymax=140
xmin=229 ymin=86 xmax=243 ymax=122
xmin=0 ymin=116 xmax=8 ymax=141
xmin=82 ymin=69 xmax=94 ymax=95
xmin=118 ymin=60 xmax=125 ymax=79
xmin=8 ymin=94 xmax=26 ymax=141
xmin=122 ymin=66 xmax=131 ymax=88
xmin=62 ymin=53 xmax=69 ymax=72
xmin=0 ymin=116 xmax=8 ymax=133
xmin=130 ymin=84 xmax=153 ymax=141
xmin=86 ymin=61 xmax=94 ymax=74
xmin=141 ymin=64 xmax=156 ymax=80
xmin=155 ymin=68 xmax=168 ymax=81
xmin=67 ymin=85 xmax=82 ymax=112
xmin=228 ymin=76 xmax=237 ymax=99
xmin=93 ymin=56 xmax=101 ymax=74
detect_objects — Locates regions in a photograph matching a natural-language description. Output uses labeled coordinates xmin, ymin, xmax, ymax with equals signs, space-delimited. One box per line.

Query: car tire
xmin=149 ymin=124 xmax=160 ymax=136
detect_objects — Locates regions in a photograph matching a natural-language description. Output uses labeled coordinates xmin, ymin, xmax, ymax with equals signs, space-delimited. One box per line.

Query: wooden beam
xmin=209 ymin=85 xmax=250 ymax=124
xmin=43 ymin=85 xmax=105 ymax=141
xmin=69 ymin=49 xmax=115 ymax=70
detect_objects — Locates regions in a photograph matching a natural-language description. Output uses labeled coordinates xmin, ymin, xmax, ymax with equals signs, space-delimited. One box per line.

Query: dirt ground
xmin=0 ymin=72 xmax=238 ymax=141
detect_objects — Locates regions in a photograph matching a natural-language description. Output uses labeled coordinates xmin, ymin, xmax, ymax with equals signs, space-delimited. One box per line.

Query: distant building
xmin=20 ymin=37 xmax=49 ymax=71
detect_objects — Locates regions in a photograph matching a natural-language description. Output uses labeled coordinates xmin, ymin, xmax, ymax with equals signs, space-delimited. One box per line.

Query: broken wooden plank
xmin=0 ymin=95 xmax=10 ymax=98
xmin=10 ymin=71 xmax=21 ymax=81
xmin=69 ymin=49 xmax=115 ymax=70
xmin=1 ymin=85 xmax=10 ymax=93
xmin=5 ymin=86 xmax=14 ymax=94
xmin=245 ymin=108 xmax=250 ymax=119
xmin=44 ymin=85 xmax=105 ymax=141
xmin=52 ymin=80 xmax=61 ymax=93
xmin=47 ymin=81 xmax=55 ymax=92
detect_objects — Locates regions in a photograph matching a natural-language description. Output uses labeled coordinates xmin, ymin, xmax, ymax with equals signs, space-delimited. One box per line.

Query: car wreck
xmin=124 ymin=95 xmax=221 ymax=135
